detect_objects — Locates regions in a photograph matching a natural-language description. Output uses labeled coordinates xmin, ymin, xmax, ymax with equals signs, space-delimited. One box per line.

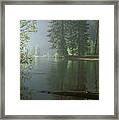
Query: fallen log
xmin=39 ymin=90 xmax=99 ymax=100
xmin=68 ymin=55 xmax=99 ymax=61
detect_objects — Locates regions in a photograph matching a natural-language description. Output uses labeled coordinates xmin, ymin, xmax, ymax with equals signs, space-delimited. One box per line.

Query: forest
xmin=47 ymin=20 xmax=99 ymax=59
xmin=20 ymin=20 xmax=99 ymax=100
xmin=20 ymin=20 xmax=99 ymax=65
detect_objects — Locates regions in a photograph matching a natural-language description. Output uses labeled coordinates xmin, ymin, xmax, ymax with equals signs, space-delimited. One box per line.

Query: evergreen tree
xmin=47 ymin=20 xmax=68 ymax=57
xmin=47 ymin=20 xmax=98 ymax=57
xmin=76 ymin=20 xmax=89 ymax=56
xmin=95 ymin=21 xmax=99 ymax=55
xmin=65 ymin=20 xmax=78 ymax=56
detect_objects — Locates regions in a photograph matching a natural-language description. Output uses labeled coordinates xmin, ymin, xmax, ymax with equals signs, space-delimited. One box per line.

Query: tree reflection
xmin=45 ymin=59 xmax=99 ymax=100
xmin=20 ymin=65 xmax=33 ymax=100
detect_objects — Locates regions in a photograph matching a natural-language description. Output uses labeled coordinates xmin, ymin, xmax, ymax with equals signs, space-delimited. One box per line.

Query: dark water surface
xmin=20 ymin=58 xmax=99 ymax=100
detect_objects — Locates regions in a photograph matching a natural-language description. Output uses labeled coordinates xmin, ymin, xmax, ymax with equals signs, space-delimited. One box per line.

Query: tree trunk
xmin=95 ymin=21 xmax=99 ymax=55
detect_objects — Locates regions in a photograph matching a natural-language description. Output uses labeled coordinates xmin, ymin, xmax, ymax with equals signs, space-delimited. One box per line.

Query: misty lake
xmin=20 ymin=58 xmax=99 ymax=100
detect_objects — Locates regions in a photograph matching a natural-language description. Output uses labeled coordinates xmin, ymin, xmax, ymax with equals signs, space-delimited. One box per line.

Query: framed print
xmin=0 ymin=0 xmax=118 ymax=119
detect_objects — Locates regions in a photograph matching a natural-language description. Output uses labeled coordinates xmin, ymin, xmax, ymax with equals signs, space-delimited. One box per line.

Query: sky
xmin=29 ymin=20 xmax=50 ymax=55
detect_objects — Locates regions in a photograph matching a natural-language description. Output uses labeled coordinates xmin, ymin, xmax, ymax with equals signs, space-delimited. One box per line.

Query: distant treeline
xmin=47 ymin=20 xmax=99 ymax=57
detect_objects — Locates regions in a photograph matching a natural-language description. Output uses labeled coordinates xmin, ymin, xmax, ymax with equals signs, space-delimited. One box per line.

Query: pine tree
xmin=65 ymin=20 xmax=78 ymax=56
xmin=47 ymin=20 xmax=68 ymax=57
xmin=76 ymin=20 xmax=89 ymax=56
xmin=47 ymin=20 xmax=90 ymax=57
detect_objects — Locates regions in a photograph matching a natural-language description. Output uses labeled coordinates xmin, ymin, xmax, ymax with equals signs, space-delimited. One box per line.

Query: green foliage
xmin=76 ymin=21 xmax=89 ymax=56
xmin=87 ymin=38 xmax=95 ymax=55
xmin=47 ymin=20 xmax=68 ymax=57
xmin=47 ymin=20 xmax=98 ymax=57
xmin=20 ymin=20 xmax=37 ymax=32
xmin=20 ymin=32 xmax=30 ymax=50
xmin=20 ymin=20 xmax=38 ymax=64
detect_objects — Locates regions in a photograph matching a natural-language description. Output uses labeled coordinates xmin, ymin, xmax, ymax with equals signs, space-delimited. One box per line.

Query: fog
xmin=28 ymin=20 xmax=97 ymax=56
xmin=29 ymin=20 xmax=51 ymax=56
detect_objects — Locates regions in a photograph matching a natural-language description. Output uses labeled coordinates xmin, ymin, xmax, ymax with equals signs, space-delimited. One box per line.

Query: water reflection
xmin=20 ymin=58 xmax=99 ymax=100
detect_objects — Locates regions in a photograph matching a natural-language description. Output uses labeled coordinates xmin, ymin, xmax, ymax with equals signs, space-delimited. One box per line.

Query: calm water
xmin=20 ymin=58 xmax=99 ymax=100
